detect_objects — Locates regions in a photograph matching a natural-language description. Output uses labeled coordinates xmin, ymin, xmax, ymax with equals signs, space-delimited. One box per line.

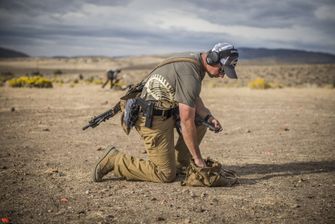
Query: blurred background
xmin=0 ymin=0 xmax=334 ymax=88
xmin=1 ymin=0 xmax=335 ymax=56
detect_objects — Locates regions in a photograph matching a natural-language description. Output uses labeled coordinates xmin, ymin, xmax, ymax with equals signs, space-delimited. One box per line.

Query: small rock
xmin=10 ymin=107 xmax=15 ymax=112
xmin=45 ymin=168 xmax=58 ymax=174
xmin=201 ymin=192 xmax=208 ymax=198
xmin=284 ymin=128 xmax=290 ymax=131
xmin=106 ymin=214 xmax=114 ymax=219
xmin=182 ymin=189 xmax=189 ymax=194
xmin=85 ymin=190 xmax=90 ymax=195
xmin=246 ymin=129 xmax=251 ymax=133
xmin=151 ymin=197 xmax=157 ymax=201
xmin=55 ymin=210 xmax=65 ymax=215
xmin=58 ymin=172 xmax=66 ymax=177
xmin=190 ymin=191 xmax=196 ymax=198
xmin=101 ymin=188 xmax=109 ymax=192
xmin=78 ymin=210 xmax=86 ymax=214
xmin=60 ymin=197 xmax=69 ymax=203
xmin=156 ymin=217 xmax=165 ymax=221
xmin=47 ymin=209 xmax=52 ymax=213
xmin=184 ymin=218 xmax=191 ymax=223
xmin=42 ymin=128 xmax=50 ymax=132
xmin=292 ymin=204 xmax=300 ymax=208
xmin=141 ymin=150 xmax=147 ymax=154
xmin=96 ymin=147 xmax=104 ymax=151
xmin=1 ymin=166 xmax=7 ymax=170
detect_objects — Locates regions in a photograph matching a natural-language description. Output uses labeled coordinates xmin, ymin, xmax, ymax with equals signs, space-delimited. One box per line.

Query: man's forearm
xmin=195 ymin=97 xmax=211 ymax=118
xmin=181 ymin=118 xmax=203 ymax=161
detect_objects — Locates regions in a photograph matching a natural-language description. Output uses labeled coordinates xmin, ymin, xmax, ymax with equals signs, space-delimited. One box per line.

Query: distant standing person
xmin=102 ymin=69 xmax=122 ymax=89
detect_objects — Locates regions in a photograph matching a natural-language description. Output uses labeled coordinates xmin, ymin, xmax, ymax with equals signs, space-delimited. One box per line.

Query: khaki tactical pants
xmin=112 ymin=115 xmax=207 ymax=183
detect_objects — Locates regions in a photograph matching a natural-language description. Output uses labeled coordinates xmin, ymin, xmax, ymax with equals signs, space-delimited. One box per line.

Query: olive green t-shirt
xmin=141 ymin=53 xmax=206 ymax=109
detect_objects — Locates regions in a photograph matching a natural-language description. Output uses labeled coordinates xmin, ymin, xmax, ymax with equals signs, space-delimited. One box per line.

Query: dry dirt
xmin=0 ymin=84 xmax=334 ymax=224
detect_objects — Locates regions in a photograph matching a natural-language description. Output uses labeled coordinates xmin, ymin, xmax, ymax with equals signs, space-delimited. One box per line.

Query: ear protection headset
xmin=206 ymin=50 xmax=221 ymax=65
xmin=206 ymin=49 xmax=238 ymax=66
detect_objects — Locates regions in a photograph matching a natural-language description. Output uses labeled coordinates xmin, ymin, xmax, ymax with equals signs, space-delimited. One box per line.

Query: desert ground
xmin=0 ymin=58 xmax=335 ymax=223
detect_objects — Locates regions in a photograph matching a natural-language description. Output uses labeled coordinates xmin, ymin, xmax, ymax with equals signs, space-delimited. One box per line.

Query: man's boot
xmin=93 ymin=145 xmax=119 ymax=182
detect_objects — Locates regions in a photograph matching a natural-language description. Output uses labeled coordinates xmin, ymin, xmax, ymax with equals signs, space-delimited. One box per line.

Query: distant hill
xmin=239 ymin=48 xmax=335 ymax=64
xmin=0 ymin=47 xmax=29 ymax=58
xmin=1 ymin=46 xmax=334 ymax=64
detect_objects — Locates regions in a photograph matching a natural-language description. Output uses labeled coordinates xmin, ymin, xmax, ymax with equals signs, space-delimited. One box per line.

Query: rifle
xmin=83 ymin=101 xmax=221 ymax=133
xmin=82 ymin=102 xmax=121 ymax=130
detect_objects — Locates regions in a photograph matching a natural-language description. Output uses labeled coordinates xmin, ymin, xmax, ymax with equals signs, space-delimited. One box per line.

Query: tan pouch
xmin=181 ymin=158 xmax=239 ymax=187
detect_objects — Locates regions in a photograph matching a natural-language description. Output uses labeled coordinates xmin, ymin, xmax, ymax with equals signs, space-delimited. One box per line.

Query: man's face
xmin=207 ymin=64 xmax=225 ymax=79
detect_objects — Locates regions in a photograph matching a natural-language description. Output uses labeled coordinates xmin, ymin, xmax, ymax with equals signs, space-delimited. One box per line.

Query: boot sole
xmin=92 ymin=145 xmax=117 ymax=182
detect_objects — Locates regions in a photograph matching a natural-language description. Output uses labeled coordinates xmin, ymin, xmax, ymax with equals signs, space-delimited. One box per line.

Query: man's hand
xmin=208 ymin=116 xmax=223 ymax=133
xmin=194 ymin=158 xmax=206 ymax=168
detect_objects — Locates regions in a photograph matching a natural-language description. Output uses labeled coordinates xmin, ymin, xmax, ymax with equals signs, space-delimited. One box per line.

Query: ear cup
xmin=206 ymin=51 xmax=220 ymax=65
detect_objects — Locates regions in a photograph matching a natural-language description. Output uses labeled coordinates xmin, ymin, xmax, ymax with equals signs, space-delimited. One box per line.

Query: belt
xmin=152 ymin=108 xmax=174 ymax=118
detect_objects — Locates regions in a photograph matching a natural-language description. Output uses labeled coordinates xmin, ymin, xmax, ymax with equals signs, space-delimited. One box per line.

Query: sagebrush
xmin=8 ymin=76 xmax=53 ymax=88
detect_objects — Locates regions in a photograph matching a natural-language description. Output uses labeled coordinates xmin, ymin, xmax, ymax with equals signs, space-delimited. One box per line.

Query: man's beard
xmin=207 ymin=72 xmax=216 ymax=78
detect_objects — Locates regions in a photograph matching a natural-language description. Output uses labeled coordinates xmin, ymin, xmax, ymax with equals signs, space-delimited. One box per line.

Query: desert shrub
xmin=54 ymin=69 xmax=63 ymax=75
xmin=73 ymin=79 xmax=79 ymax=84
xmin=8 ymin=76 xmax=53 ymax=88
xmin=248 ymin=78 xmax=271 ymax=89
